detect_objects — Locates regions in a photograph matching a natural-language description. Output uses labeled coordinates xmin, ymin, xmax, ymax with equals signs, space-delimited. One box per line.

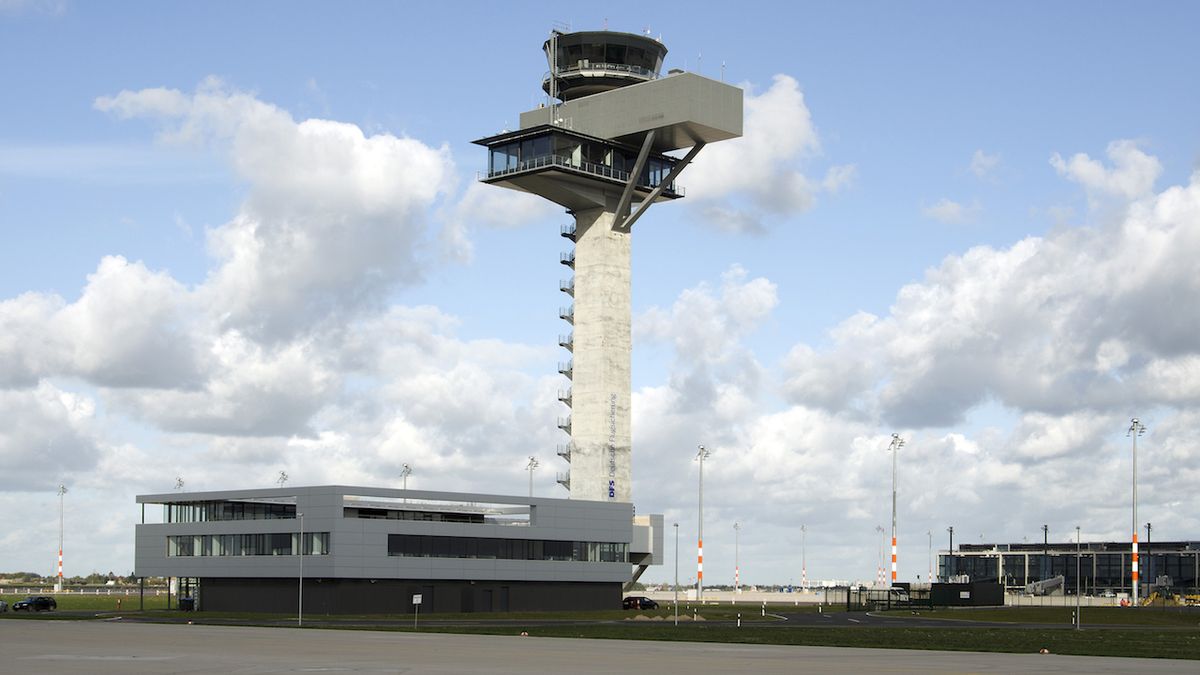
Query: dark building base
xmin=197 ymin=578 xmax=621 ymax=614
xmin=931 ymin=581 xmax=1005 ymax=607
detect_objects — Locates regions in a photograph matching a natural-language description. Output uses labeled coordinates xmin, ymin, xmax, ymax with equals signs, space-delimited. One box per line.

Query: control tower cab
xmin=542 ymin=31 xmax=668 ymax=101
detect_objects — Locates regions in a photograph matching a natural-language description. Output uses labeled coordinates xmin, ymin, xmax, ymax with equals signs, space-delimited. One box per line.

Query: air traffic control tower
xmin=475 ymin=31 xmax=743 ymax=503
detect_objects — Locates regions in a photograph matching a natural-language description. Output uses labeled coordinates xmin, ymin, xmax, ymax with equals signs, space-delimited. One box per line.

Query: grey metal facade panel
xmin=518 ymin=72 xmax=743 ymax=150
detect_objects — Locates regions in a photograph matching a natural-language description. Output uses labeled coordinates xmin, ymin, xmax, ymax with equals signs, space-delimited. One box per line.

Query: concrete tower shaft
xmin=569 ymin=205 xmax=632 ymax=501
xmin=475 ymin=30 xmax=742 ymax=503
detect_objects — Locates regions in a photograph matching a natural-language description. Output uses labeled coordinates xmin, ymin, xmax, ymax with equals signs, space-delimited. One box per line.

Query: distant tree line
xmin=0 ymin=571 xmax=163 ymax=585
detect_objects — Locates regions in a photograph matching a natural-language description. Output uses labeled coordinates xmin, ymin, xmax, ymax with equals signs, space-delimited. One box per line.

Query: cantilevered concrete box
xmin=520 ymin=71 xmax=743 ymax=152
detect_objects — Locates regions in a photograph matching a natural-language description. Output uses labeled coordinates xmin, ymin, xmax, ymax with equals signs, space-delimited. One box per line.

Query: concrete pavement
xmin=1 ymin=620 xmax=1193 ymax=674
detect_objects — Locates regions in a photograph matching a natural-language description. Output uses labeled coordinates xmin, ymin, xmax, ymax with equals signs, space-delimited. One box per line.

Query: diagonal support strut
xmin=614 ymin=130 xmax=657 ymax=229
xmin=616 ymin=141 xmax=706 ymax=233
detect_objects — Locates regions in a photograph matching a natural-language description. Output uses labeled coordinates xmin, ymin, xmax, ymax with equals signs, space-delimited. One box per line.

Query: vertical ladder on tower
xmin=556 ymin=224 xmax=575 ymax=491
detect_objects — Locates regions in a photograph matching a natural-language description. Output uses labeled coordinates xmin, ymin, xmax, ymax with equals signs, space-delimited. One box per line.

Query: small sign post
xmin=413 ymin=593 xmax=422 ymax=629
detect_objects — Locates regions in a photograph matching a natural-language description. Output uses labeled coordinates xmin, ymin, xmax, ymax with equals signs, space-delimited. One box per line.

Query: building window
xmin=166 ymin=533 xmax=330 ymax=557
xmin=387 ymin=534 xmax=626 ymax=562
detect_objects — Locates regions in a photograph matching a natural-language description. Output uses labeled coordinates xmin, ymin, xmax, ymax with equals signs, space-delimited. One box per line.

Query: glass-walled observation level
xmin=542 ymin=30 xmax=667 ymax=101
xmin=479 ymin=127 xmax=683 ymax=199
xmin=163 ymin=499 xmax=296 ymax=524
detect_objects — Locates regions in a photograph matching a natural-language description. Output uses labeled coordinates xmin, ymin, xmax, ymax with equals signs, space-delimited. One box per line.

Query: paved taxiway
xmin=1 ymin=620 xmax=1191 ymax=674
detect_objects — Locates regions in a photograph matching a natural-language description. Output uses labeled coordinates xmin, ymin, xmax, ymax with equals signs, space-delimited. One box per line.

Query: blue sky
xmin=2 ymin=1 xmax=1199 ymax=586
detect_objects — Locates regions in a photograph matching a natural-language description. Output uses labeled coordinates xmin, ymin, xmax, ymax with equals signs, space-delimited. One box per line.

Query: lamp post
xmin=56 ymin=484 xmax=67 ymax=592
xmin=695 ymin=444 xmax=710 ymax=602
xmin=887 ymin=433 xmax=904 ymax=586
xmin=801 ymin=524 xmax=808 ymax=590
xmin=526 ymin=456 xmax=539 ymax=497
xmin=1128 ymin=417 xmax=1146 ymax=605
xmin=298 ymin=512 xmax=304 ymax=627
xmin=400 ymin=463 xmax=412 ymax=504
xmin=1080 ymin=523 xmax=1089 ymax=629
xmin=1041 ymin=523 xmax=1051 ymax=607
xmin=733 ymin=521 xmax=740 ymax=595
xmin=673 ymin=522 xmax=679 ymax=626
xmin=927 ymin=530 xmax=932 ymax=584
xmin=1145 ymin=522 xmax=1152 ymax=590
xmin=947 ymin=526 xmax=954 ymax=580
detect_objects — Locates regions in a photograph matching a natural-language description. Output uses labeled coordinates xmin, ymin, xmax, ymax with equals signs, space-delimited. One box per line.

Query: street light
xmin=927 ymin=530 xmax=932 ymax=584
xmin=733 ymin=521 xmax=740 ymax=595
xmin=174 ymin=476 xmax=184 ymax=491
xmin=947 ymin=526 xmax=954 ymax=580
xmin=298 ymin=512 xmax=304 ymax=627
xmin=1145 ymin=522 xmax=1153 ymax=589
xmin=277 ymin=471 xmax=288 ymax=488
xmin=1080 ymin=523 xmax=1089 ymax=629
xmin=526 ymin=456 xmax=539 ymax=497
xmin=673 ymin=522 xmax=679 ymax=626
xmin=1042 ymin=524 xmax=1049 ymax=582
xmin=887 ymin=433 xmax=905 ymax=586
xmin=695 ymin=444 xmax=710 ymax=603
xmin=1128 ymin=417 xmax=1146 ymax=605
xmin=56 ymin=484 xmax=67 ymax=592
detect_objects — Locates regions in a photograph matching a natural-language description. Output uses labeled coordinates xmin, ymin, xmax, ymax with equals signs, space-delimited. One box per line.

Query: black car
xmin=622 ymin=595 xmax=659 ymax=610
xmin=13 ymin=596 xmax=57 ymax=612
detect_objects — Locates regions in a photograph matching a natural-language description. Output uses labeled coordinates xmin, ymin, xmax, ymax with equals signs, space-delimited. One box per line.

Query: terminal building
xmin=940 ymin=540 xmax=1200 ymax=595
xmin=135 ymin=486 xmax=662 ymax=613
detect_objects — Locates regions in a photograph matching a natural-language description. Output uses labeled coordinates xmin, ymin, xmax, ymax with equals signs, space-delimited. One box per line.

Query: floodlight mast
xmin=56 ymin=484 xmax=67 ymax=592
xmin=888 ymin=433 xmax=905 ymax=585
xmin=733 ymin=521 xmax=740 ymax=594
xmin=1128 ymin=417 xmax=1146 ymax=605
xmin=526 ymin=456 xmax=539 ymax=497
xmin=696 ymin=444 xmax=711 ymax=602
xmin=801 ymin=524 xmax=808 ymax=589
xmin=473 ymin=29 xmax=742 ymax=504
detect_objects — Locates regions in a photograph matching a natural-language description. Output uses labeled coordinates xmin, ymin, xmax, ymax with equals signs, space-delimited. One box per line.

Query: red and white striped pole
xmin=56 ymin=484 xmax=67 ymax=592
xmin=891 ymin=536 xmax=898 ymax=584
xmin=801 ymin=524 xmax=807 ymax=589
xmin=733 ymin=522 xmax=740 ymax=596
xmin=875 ymin=525 xmax=884 ymax=587
xmin=888 ymin=433 xmax=905 ymax=587
xmin=1129 ymin=418 xmax=1145 ymax=606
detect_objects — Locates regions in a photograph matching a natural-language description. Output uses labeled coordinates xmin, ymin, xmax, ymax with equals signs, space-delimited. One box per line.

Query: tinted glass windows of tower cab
xmin=604 ymin=43 xmax=626 ymax=64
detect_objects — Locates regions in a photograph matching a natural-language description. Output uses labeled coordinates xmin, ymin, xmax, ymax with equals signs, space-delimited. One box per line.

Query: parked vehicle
xmin=0 ymin=600 xmax=8 ymax=612
xmin=12 ymin=596 xmax=57 ymax=612
xmin=622 ymin=595 xmax=659 ymax=610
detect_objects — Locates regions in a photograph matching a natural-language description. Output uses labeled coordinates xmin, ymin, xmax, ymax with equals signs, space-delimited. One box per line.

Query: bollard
xmin=737 ymin=613 xmax=741 ymax=628
xmin=761 ymin=601 xmax=766 ymax=617
xmin=818 ymin=604 xmax=822 ymax=613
